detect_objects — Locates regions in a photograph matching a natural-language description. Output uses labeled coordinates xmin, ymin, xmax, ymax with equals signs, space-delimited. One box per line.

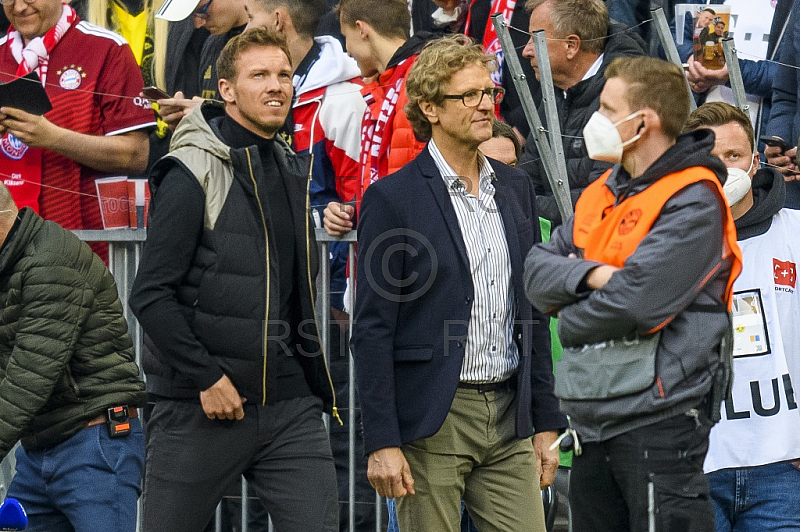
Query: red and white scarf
xmin=361 ymin=56 xmax=415 ymax=189
xmin=7 ymin=4 xmax=77 ymax=85
xmin=465 ymin=0 xmax=517 ymax=86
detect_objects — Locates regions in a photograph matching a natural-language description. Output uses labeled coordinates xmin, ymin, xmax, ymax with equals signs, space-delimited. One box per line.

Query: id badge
xmin=731 ymin=289 xmax=770 ymax=357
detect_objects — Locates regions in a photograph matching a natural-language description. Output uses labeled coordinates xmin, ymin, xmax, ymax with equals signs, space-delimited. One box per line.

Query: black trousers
xmin=141 ymin=396 xmax=338 ymax=532
xmin=570 ymin=410 xmax=715 ymax=532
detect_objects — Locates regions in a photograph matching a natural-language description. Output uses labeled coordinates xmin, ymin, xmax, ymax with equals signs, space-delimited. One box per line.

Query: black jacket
xmin=130 ymin=102 xmax=335 ymax=411
xmin=518 ymin=23 xmax=647 ymax=224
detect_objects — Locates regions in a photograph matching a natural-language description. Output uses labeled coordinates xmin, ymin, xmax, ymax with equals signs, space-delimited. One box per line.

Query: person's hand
xmin=0 ymin=107 xmax=60 ymax=148
xmin=367 ymin=447 xmax=416 ymax=498
xmin=765 ymin=145 xmax=799 ymax=179
xmin=585 ymin=264 xmax=619 ymax=290
xmin=533 ymin=431 xmax=560 ymax=489
xmin=154 ymin=91 xmax=203 ymax=130
xmin=323 ymin=201 xmax=355 ymax=236
xmin=686 ymin=55 xmax=729 ymax=93
xmin=200 ymin=374 xmax=247 ymax=420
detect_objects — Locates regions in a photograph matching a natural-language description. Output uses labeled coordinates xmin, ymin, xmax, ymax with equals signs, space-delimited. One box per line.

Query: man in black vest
xmin=130 ymin=27 xmax=338 ymax=532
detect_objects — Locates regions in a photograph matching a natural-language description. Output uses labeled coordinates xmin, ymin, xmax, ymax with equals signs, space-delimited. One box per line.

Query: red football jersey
xmin=0 ymin=19 xmax=156 ymax=230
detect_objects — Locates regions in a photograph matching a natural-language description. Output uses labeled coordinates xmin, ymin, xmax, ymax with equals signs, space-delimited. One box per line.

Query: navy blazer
xmin=352 ymin=146 xmax=566 ymax=455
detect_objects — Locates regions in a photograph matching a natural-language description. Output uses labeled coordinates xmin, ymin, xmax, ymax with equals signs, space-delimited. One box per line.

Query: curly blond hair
xmin=404 ymin=35 xmax=497 ymax=141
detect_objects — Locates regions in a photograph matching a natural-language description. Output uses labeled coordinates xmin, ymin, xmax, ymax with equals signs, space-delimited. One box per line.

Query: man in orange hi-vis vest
xmin=524 ymin=56 xmax=742 ymax=532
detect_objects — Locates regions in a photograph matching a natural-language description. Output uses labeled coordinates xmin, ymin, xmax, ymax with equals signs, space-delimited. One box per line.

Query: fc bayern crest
xmin=1 ymin=133 xmax=29 ymax=160
xmin=59 ymin=68 xmax=83 ymax=90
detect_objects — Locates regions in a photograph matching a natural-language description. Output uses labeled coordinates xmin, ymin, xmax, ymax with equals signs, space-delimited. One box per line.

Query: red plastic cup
xmin=95 ymin=177 xmax=130 ymax=229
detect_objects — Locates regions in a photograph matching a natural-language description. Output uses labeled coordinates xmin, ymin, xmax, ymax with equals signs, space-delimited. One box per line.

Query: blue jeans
xmin=7 ymin=419 xmax=145 ymax=532
xmin=708 ymin=461 xmax=800 ymax=531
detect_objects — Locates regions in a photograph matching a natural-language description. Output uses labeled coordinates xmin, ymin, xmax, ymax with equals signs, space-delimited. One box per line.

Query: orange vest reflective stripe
xmin=573 ymin=167 xmax=742 ymax=312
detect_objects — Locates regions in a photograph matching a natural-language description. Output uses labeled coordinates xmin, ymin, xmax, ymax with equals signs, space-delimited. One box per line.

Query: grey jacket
xmin=524 ymin=130 xmax=734 ymax=442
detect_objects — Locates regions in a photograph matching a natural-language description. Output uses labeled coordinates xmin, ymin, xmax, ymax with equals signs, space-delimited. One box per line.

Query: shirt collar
xmin=563 ymin=53 xmax=604 ymax=98
xmin=428 ymin=139 xmax=496 ymax=196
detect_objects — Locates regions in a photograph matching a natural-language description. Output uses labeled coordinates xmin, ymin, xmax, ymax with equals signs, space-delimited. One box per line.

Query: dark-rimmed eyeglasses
xmin=193 ymin=0 xmax=213 ymax=19
xmin=442 ymin=87 xmax=505 ymax=107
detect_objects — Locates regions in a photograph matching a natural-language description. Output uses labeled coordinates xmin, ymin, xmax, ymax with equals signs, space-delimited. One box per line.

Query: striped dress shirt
xmin=428 ymin=140 xmax=519 ymax=383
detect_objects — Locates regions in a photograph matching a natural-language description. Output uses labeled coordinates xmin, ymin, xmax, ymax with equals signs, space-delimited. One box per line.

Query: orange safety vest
xmin=573 ymin=167 xmax=742 ymax=317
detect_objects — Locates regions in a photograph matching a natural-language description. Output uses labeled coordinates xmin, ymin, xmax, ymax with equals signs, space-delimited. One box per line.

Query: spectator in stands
xmin=525 ymin=56 xmax=741 ymax=531
xmin=130 ymin=28 xmax=339 ymax=532
xmin=154 ymin=0 xmax=248 ymax=122
xmin=322 ymin=0 xmax=431 ymax=236
xmin=196 ymin=0 xmax=248 ymax=99
xmin=463 ymin=0 xmax=538 ymax=137
xmin=0 ymin=182 xmax=147 ymax=531
xmin=479 ymin=119 xmax=521 ymax=166
xmin=353 ymin=34 xmax=565 ymax=532
xmin=163 ymin=17 xmax=209 ymax=99
xmin=684 ymin=101 xmax=800 ymax=532
xmin=518 ymin=0 xmax=647 ymax=224
xmin=0 ymin=0 xmax=155 ymax=251
xmin=765 ymin=0 xmax=800 ymax=208
xmin=69 ymin=0 xmax=165 ymax=89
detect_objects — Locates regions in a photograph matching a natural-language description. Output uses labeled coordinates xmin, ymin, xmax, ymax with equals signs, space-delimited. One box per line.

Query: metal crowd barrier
xmin=65 ymin=228 xmax=382 ymax=532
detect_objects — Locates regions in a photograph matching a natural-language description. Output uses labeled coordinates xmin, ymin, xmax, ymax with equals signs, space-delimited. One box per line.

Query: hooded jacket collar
xmin=386 ymin=31 xmax=435 ymax=70
xmin=0 ymin=209 xmax=40 ymax=275
xmin=293 ymin=36 xmax=361 ymax=98
xmin=605 ymin=129 xmax=727 ymax=203
xmin=734 ymin=167 xmax=786 ymax=240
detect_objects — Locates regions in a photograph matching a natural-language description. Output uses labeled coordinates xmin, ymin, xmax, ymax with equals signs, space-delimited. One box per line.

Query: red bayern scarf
xmin=7 ymin=3 xmax=77 ymax=83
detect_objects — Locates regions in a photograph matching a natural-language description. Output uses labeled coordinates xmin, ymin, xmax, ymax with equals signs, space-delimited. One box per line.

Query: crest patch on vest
xmin=618 ymin=209 xmax=642 ymax=235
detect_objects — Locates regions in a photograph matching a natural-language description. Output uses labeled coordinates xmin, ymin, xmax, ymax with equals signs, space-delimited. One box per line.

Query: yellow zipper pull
xmin=331 ymin=406 xmax=343 ymax=426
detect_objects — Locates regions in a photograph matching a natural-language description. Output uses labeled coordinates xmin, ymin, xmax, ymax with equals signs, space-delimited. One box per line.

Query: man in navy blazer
xmin=352 ymin=35 xmax=566 ymax=531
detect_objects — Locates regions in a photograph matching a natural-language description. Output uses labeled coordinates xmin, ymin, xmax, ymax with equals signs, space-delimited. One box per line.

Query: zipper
xmin=245 ymin=149 xmax=271 ymax=406
xmin=304 ymin=151 xmax=342 ymax=425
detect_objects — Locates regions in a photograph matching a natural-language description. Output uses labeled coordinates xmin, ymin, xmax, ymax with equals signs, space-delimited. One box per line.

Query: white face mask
xmin=723 ymin=155 xmax=755 ymax=206
xmin=583 ymin=111 xmax=644 ymax=163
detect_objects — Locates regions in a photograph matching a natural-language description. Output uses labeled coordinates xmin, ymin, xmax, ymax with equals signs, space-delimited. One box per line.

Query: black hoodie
xmin=734 ymin=167 xmax=787 ymax=241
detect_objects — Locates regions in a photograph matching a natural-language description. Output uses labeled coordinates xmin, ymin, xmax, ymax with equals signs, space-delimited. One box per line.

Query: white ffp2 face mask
xmin=583 ymin=111 xmax=644 ymax=163
xmin=723 ymin=155 xmax=755 ymax=206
